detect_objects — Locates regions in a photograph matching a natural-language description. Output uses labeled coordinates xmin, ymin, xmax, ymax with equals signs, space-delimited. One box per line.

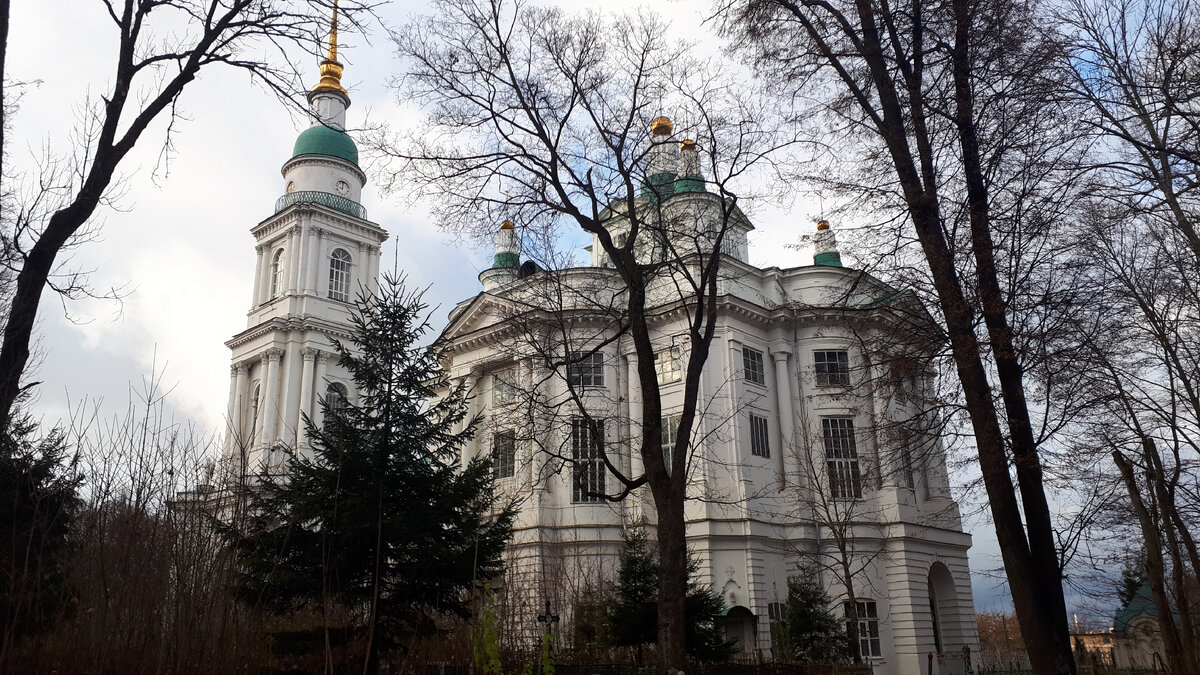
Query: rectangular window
xmin=661 ymin=414 xmax=681 ymax=474
xmin=845 ymin=600 xmax=882 ymax=658
xmin=823 ymin=418 xmax=862 ymax=499
xmin=493 ymin=431 xmax=516 ymax=479
xmin=571 ymin=418 xmax=605 ymax=502
xmin=750 ymin=414 xmax=770 ymax=458
xmin=814 ymin=350 xmax=850 ymax=386
xmin=492 ymin=367 xmax=518 ymax=406
xmin=568 ymin=351 xmax=605 ymax=388
xmin=743 ymin=347 xmax=766 ymax=385
xmin=655 ymin=346 xmax=682 ymax=385
xmin=900 ymin=442 xmax=916 ymax=490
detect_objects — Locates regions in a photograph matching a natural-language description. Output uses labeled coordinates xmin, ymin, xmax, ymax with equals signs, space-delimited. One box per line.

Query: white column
xmin=313 ymin=351 xmax=329 ymax=428
xmin=460 ymin=372 xmax=478 ymax=471
xmin=367 ymin=244 xmax=381 ymax=294
xmin=288 ymin=224 xmax=304 ymax=294
xmin=307 ymin=228 xmax=325 ymax=296
xmin=298 ymin=348 xmax=318 ymax=446
xmin=626 ymin=352 xmax=643 ymax=480
xmin=262 ymin=349 xmax=283 ymax=448
xmin=281 ymin=341 xmax=303 ymax=447
xmin=772 ymin=351 xmax=793 ymax=487
xmin=225 ymin=365 xmax=239 ymax=450
xmin=233 ymin=362 xmax=249 ymax=440
xmin=251 ymin=245 xmax=266 ymax=307
xmin=355 ymin=241 xmax=367 ymax=298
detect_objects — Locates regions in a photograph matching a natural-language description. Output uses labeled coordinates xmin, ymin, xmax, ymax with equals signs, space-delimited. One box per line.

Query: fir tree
xmin=229 ymin=275 xmax=514 ymax=670
xmin=606 ymin=528 xmax=735 ymax=663
xmin=785 ymin=568 xmax=853 ymax=664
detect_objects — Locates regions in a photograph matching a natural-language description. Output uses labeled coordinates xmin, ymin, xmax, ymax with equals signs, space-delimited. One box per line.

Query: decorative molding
xmin=265 ymin=348 xmax=285 ymax=362
xmin=301 ymin=347 xmax=321 ymax=361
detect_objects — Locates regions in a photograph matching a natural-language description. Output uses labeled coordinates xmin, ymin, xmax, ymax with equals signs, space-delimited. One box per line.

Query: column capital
xmin=313 ymin=226 xmax=326 ymax=239
xmin=231 ymin=363 xmax=249 ymax=376
xmin=288 ymin=224 xmax=303 ymax=237
xmin=264 ymin=348 xmax=285 ymax=362
xmin=301 ymin=347 xmax=322 ymax=361
xmin=771 ymin=350 xmax=792 ymax=362
xmin=255 ymin=243 xmax=266 ymax=254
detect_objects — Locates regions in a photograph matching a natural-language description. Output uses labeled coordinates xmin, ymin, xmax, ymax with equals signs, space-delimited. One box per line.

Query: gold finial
xmin=680 ymin=139 xmax=697 ymax=152
xmin=500 ymin=220 xmax=515 ymax=231
xmin=817 ymin=219 xmax=831 ymax=231
xmin=650 ymin=116 xmax=673 ymax=136
xmin=312 ymin=0 xmax=347 ymax=96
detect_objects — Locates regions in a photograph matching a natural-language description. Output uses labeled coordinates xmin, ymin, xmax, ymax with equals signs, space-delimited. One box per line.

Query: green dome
xmin=292 ymin=125 xmax=359 ymax=165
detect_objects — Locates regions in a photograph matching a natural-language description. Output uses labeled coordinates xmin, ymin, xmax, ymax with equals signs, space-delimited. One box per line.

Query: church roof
xmin=292 ymin=124 xmax=359 ymax=165
xmin=1114 ymin=581 xmax=1158 ymax=632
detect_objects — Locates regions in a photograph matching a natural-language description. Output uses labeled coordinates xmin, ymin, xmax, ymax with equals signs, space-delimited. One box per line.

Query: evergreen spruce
xmin=606 ymin=528 xmax=735 ymax=663
xmin=785 ymin=568 xmax=853 ymax=663
xmin=229 ymin=275 xmax=514 ymax=668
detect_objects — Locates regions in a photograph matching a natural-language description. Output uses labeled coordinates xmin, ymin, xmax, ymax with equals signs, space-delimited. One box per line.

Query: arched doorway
xmin=719 ymin=605 xmax=757 ymax=659
xmin=927 ymin=562 xmax=958 ymax=654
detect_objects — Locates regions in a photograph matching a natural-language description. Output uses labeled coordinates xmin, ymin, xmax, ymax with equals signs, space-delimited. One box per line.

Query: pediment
xmin=439 ymin=292 xmax=528 ymax=349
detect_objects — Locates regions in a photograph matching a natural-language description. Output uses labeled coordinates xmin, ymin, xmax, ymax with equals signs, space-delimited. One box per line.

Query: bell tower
xmin=224 ymin=6 xmax=388 ymax=473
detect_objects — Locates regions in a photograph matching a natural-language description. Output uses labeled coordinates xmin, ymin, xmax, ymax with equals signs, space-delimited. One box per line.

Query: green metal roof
xmin=1114 ymin=581 xmax=1158 ymax=632
xmin=292 ymin=125 xmax=359 ymax=165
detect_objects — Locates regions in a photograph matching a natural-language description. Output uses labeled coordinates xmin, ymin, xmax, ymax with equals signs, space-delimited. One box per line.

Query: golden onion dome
xmin=680 ymin=139 xmax=697 ymax=152
xmin=817 ymin=220 xmax=831 ymax=231
xmin=650 ymin=116 xmax=674 ymax=136
xmin=500 ymin=220 xmax=515 ymax=231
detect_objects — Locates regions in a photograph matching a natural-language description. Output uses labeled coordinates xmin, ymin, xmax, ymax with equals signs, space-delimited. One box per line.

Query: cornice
xmin=280 ymin=154 xmax=368 ymax=186
xmin=225 ymin=314 xmax=357 ymax=351
xmin=253 ymin=202 xmax=388 ymax=245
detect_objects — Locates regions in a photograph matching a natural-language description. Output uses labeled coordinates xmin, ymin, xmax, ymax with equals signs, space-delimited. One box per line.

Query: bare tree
xmin=0 ymin=0 xmax=377 ymax=427
xmin=718 ymin=0 xmax=1088 ymax=671
xmin=385 ymin=0 xmax=781 ymax=668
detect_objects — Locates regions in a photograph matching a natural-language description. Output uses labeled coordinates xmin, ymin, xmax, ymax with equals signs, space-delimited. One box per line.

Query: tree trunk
xmin=1113 ymin=450 xmax=1194 ymax=675
xmin=652 ymin=480 xmax=687 ymax=673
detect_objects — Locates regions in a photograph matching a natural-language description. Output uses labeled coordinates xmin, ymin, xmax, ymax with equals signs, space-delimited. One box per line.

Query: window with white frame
xmin=492 ymin=367 xmax=519 ymax=406
xmin=750 ymin=414 xmax=770 ymax=458
xmin=655 ymin=346 xmax=682 ymax=385
xmin=567 ymin=351 xmax=605 ymax=388
xmin=493 ymin=430 xmax=516 ymax=479
xmin=328 ymin=248 xmax=352 ymax=301
xmin=823 ymin=417 xmax=862 ymax=499
xmin=743 ymin=347 xmax=766 ymax=385
xmin=660 ymin=414 xmax=680 ymax=474
xmin=270 ymin=249 xmax=285 ymax=298
xmin=845 ymin=600 xmax=882 ymax=658
xmin=814 ymin=350 xmax=851 ymax=386
xmin=571 ymin=418 xmax=605 ymax=502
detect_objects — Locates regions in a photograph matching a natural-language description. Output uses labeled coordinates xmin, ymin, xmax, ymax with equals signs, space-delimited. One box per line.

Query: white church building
xmin=220 ymin=24 xmax=978 ymax=674
xmin=436 ymin=121 xmax=980 ymax=673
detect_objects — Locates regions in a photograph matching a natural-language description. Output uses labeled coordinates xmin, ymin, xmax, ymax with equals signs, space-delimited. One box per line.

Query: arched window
xmin=323 ymin=382 xmax=349 ymax=427
xmin=270 ymin=249 xmax=285 ymax=298
xmin=328 ymin=248 xmax=352 ymax=301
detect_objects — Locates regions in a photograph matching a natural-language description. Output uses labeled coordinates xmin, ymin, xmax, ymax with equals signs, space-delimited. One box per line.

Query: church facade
xmin=436 ymin=121 xmax=979 ymax=673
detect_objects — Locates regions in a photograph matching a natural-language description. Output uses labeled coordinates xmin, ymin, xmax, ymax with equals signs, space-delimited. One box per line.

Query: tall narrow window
xmin=328 ymin=248 xmax=352 ymax=302
xmin=655 ymin=346 xmax=682 ymax=385
xmin=270 ymin=249 xmax=285 ymax=298
xmin=844 ymin=600 xmax=882 ymax=657
xmin=493 ymin=430 xmax=516 ymax=479
xmin=814 ymin=350 xmax=850 ymax=386
xmin=743 ymin=347 xmax=765 ymax=385
xmin=249 ymin=384 xmax=261 ymax=441
xmin=567 ymin=351 xmax=604 ymax=387
xmin=750 ymin=414 xmax=770 ymax=458
xmin=823 ymin=417 xmax=862 ymax=499
xmin=660 ymin=414 xmax=681 ymax=474
xmin=571 ymin=418 xmax=605 ymax=502
xmin=323 ymin=382 xmax=349 ymax=427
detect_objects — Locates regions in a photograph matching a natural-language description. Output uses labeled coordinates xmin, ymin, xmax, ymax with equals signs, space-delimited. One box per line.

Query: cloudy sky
xmin=8 ymin=0 xmax=1027 ymax=613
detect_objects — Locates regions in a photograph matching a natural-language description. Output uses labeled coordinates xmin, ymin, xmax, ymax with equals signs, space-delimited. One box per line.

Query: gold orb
xmin=817 ymin=220 xmax=831 ymax=231
xmin=680 ymin=139 xmax=697 ymax=152
xmin=500 ymin=220 xmax=515 ymax=231
xmin=650 ymin=116 xmax=674 ymax=136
